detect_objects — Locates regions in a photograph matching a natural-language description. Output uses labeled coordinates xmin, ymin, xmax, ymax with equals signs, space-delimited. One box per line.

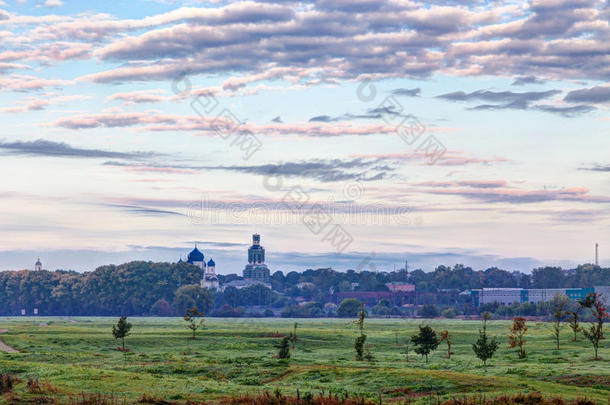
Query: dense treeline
xmin=0 ymin=262 xmax=202 ymax=316
xmin=0 ymin=261 xmax=608 ymax=316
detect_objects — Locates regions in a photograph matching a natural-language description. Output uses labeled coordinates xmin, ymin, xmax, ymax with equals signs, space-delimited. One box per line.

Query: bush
xmin=441 ymin=308 xmax=457 ymax=318
xmin=150 ymin=299 xmax=174 ymax=316
xmin=419 ymin=304 xmax=440 ymax=318
xmin=0 ymin=373 xmax=17 ymax=394
xmin=337 ymin=298 xmax=362 ymax=317
xmin=264 ymin=309 xmax=275 ymax=317
xmin=211 ymin=304 xmax=245 ymax=317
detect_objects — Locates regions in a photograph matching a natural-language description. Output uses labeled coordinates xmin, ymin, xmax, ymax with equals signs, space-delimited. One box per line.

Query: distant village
xmin=23 ymin=235 xmax=609 ymax=317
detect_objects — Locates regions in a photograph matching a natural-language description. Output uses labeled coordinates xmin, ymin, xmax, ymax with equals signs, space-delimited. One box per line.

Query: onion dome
xmin=207 ymin=258 xmax=215 ymax=267
xmin=187 ymin=246 xmax=204 ymax=263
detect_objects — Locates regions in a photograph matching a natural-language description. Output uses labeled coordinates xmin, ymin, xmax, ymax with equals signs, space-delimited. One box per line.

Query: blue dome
xmin=187 ymin=247 xmax=204 ymax=263
xmin=207 ymin=258 xmax=215 ymax=266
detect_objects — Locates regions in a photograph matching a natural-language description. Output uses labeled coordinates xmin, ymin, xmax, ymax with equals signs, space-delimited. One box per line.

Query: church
xmin=242 ymin=234 xmax=270 ymax=283
xmin=180 ymin=245 xmax=219 ymax=289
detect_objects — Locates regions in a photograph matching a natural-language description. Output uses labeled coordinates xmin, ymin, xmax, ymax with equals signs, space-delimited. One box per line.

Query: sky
xmin=0 ymin=0 xmax=608 ymax=274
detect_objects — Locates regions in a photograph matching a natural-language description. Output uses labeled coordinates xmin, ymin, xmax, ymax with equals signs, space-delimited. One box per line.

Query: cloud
xmin=0 ymin=0 xmax=607 ymax=88
xmin=52 ymin=109 xmax=428 ymax=137
xmin=534 ymin=104 xmax=596 ymax=116
xmin=1 ymin=94 xmax=88 ymax=113
xmin=271 ymin=116 xmax=282 ymax=123
xmin=354 ymin=150 xmax=510 ymax=166
xmin=437 ymin=89 xmax=560 ymax=105
xmin=415 ymin=180 xmax=508 ymax=188
xmin=56 ymin=0 xmax=605 ymax=85
xmin=0 ymin=74 xmax=73 ymax=92
xmin=104 ymin=203 xmax=183 ymax=217
xmin=208 ymin=159 xmax=391 ymax=182
xmin=564 ymin=85 xmax=610 ymax=103
xmin=437 ymin=88 xmax=595 ymax=116
xmin=44 ymin=0 xmax=63 ymax=7
xmin=0 ymin=62 xmax=30 ymax=72
xmin=392 ymin=88 xmax=421 ymax=97
xmin=0 ymin=139 xmax=155 ymax=159
xmin=52 ymin=110 xmax=179 ymax=129
xmin=580 ymin=163 xmax=610 ymax=172
xmin=420 ymin=185 xmax=610 ymax=204
xmin=104 ymin=158 xmax=393 ymax=182
xmin=106 ymin=90 xmax=166 ymax=105
xmin=512 ymin=76 xmax=546 ymax=86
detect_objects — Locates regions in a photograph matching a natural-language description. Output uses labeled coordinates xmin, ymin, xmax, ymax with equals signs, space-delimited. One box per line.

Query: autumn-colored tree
xmin=568 ymin=311 xmax=581 ymax=342
xmin=579 ymin=292 xmax=609 ymax=360
xmin=183 ymin=307 xmax=205 ymax=339
xmin=439 ymin=330 xmax=453 ymax=359
xmin=508 ymin=317 xmax=528 ymax=358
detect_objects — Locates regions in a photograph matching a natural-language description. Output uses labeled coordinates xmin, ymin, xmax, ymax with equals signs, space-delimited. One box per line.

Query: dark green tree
xmin=353 ymin=304 xmax=368 ymax=361
xmin=174 ymin=284 xmax=214 ymax=315
xmin=337 ymin=298 xmax=362 ymax=317
xmin=112 ymin=316 xmax=132 ymax=350
xmin=472 ymin=312 xmax=498 ymax=367
xmin=411 ymin=325 xmax=439 ymax=363
xmin=278 ymin=336 xmax=291 ymax=359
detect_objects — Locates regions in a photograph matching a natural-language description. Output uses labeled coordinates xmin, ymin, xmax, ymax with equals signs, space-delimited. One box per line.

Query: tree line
xmin=1 ymin=261 xmax=608 ymax=316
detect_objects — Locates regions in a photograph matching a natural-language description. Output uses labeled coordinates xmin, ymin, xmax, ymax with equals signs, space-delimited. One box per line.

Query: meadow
xmin=0 ymin=317 xmax=608 ymax=404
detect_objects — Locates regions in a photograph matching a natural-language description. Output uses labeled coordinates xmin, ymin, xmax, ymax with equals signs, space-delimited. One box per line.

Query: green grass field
xmin=0 ymin=317 xmax=608 ymax=404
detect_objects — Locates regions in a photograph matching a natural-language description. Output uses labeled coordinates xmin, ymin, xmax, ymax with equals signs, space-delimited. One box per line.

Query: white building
xmin=181 ymin=245 xmax=219 ymax=290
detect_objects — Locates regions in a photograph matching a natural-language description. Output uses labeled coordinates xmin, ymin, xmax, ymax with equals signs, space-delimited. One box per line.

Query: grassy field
xmin=0 ymin=317 xmax=608 ymax=404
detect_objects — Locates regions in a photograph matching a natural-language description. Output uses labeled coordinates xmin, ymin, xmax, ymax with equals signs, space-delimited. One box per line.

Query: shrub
xmin=441 ymin=308 xmax=457 ymax=318
xmin=150 ymin=299 xmax=174 ymax=316
xmin=419 ymin=304 xmax=440 ymax=318
xmin=337 ymin=298 xmax=362 ymax=318
xmin=277 ymin=336 xmax=290 ymax=359
xmin=0 ymin=373 xmax=17 ymax=394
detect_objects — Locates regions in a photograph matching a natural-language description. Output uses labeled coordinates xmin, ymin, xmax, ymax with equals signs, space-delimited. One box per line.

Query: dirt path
xmin=0 ymin=329 xmax=18 ymax=353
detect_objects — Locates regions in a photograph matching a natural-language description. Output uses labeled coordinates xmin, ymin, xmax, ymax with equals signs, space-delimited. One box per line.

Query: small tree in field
xmin=579 ymin=292 xmax=609 ymax=360
xmin=549 ymin=294 xmax=570 ymax=350
xmin=278 ymin=336 xmax=290 ymax=359
xmin=184 ymin=307 xmax=205 ymax=339
xmin=112 ymin=316 xmax=132 ymax=350
xmin=508 ymin=316 xmax=528 ymax=358
xmin=353 ymin=304 xmax=367 ymax=361
xmin=290 ymin=322 xmax=298 ymax=349
xmin=472 ymin=312 xmax=498 ymax=367
xmin=568 ymin=311 xmax=581 ymax=342
xmin=439 ymin=330 xmax=453 ymax=359
xmin=411 ymin=325 xmax=439 ymax=363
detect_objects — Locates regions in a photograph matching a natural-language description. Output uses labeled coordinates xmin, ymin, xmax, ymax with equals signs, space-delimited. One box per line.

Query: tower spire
xmin=595 ymin=243 xmax=599 ymax=266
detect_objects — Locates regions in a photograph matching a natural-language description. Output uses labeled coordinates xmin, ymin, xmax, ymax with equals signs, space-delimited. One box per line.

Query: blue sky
xmin=0 ymin=0 xmax=608 ymax=274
